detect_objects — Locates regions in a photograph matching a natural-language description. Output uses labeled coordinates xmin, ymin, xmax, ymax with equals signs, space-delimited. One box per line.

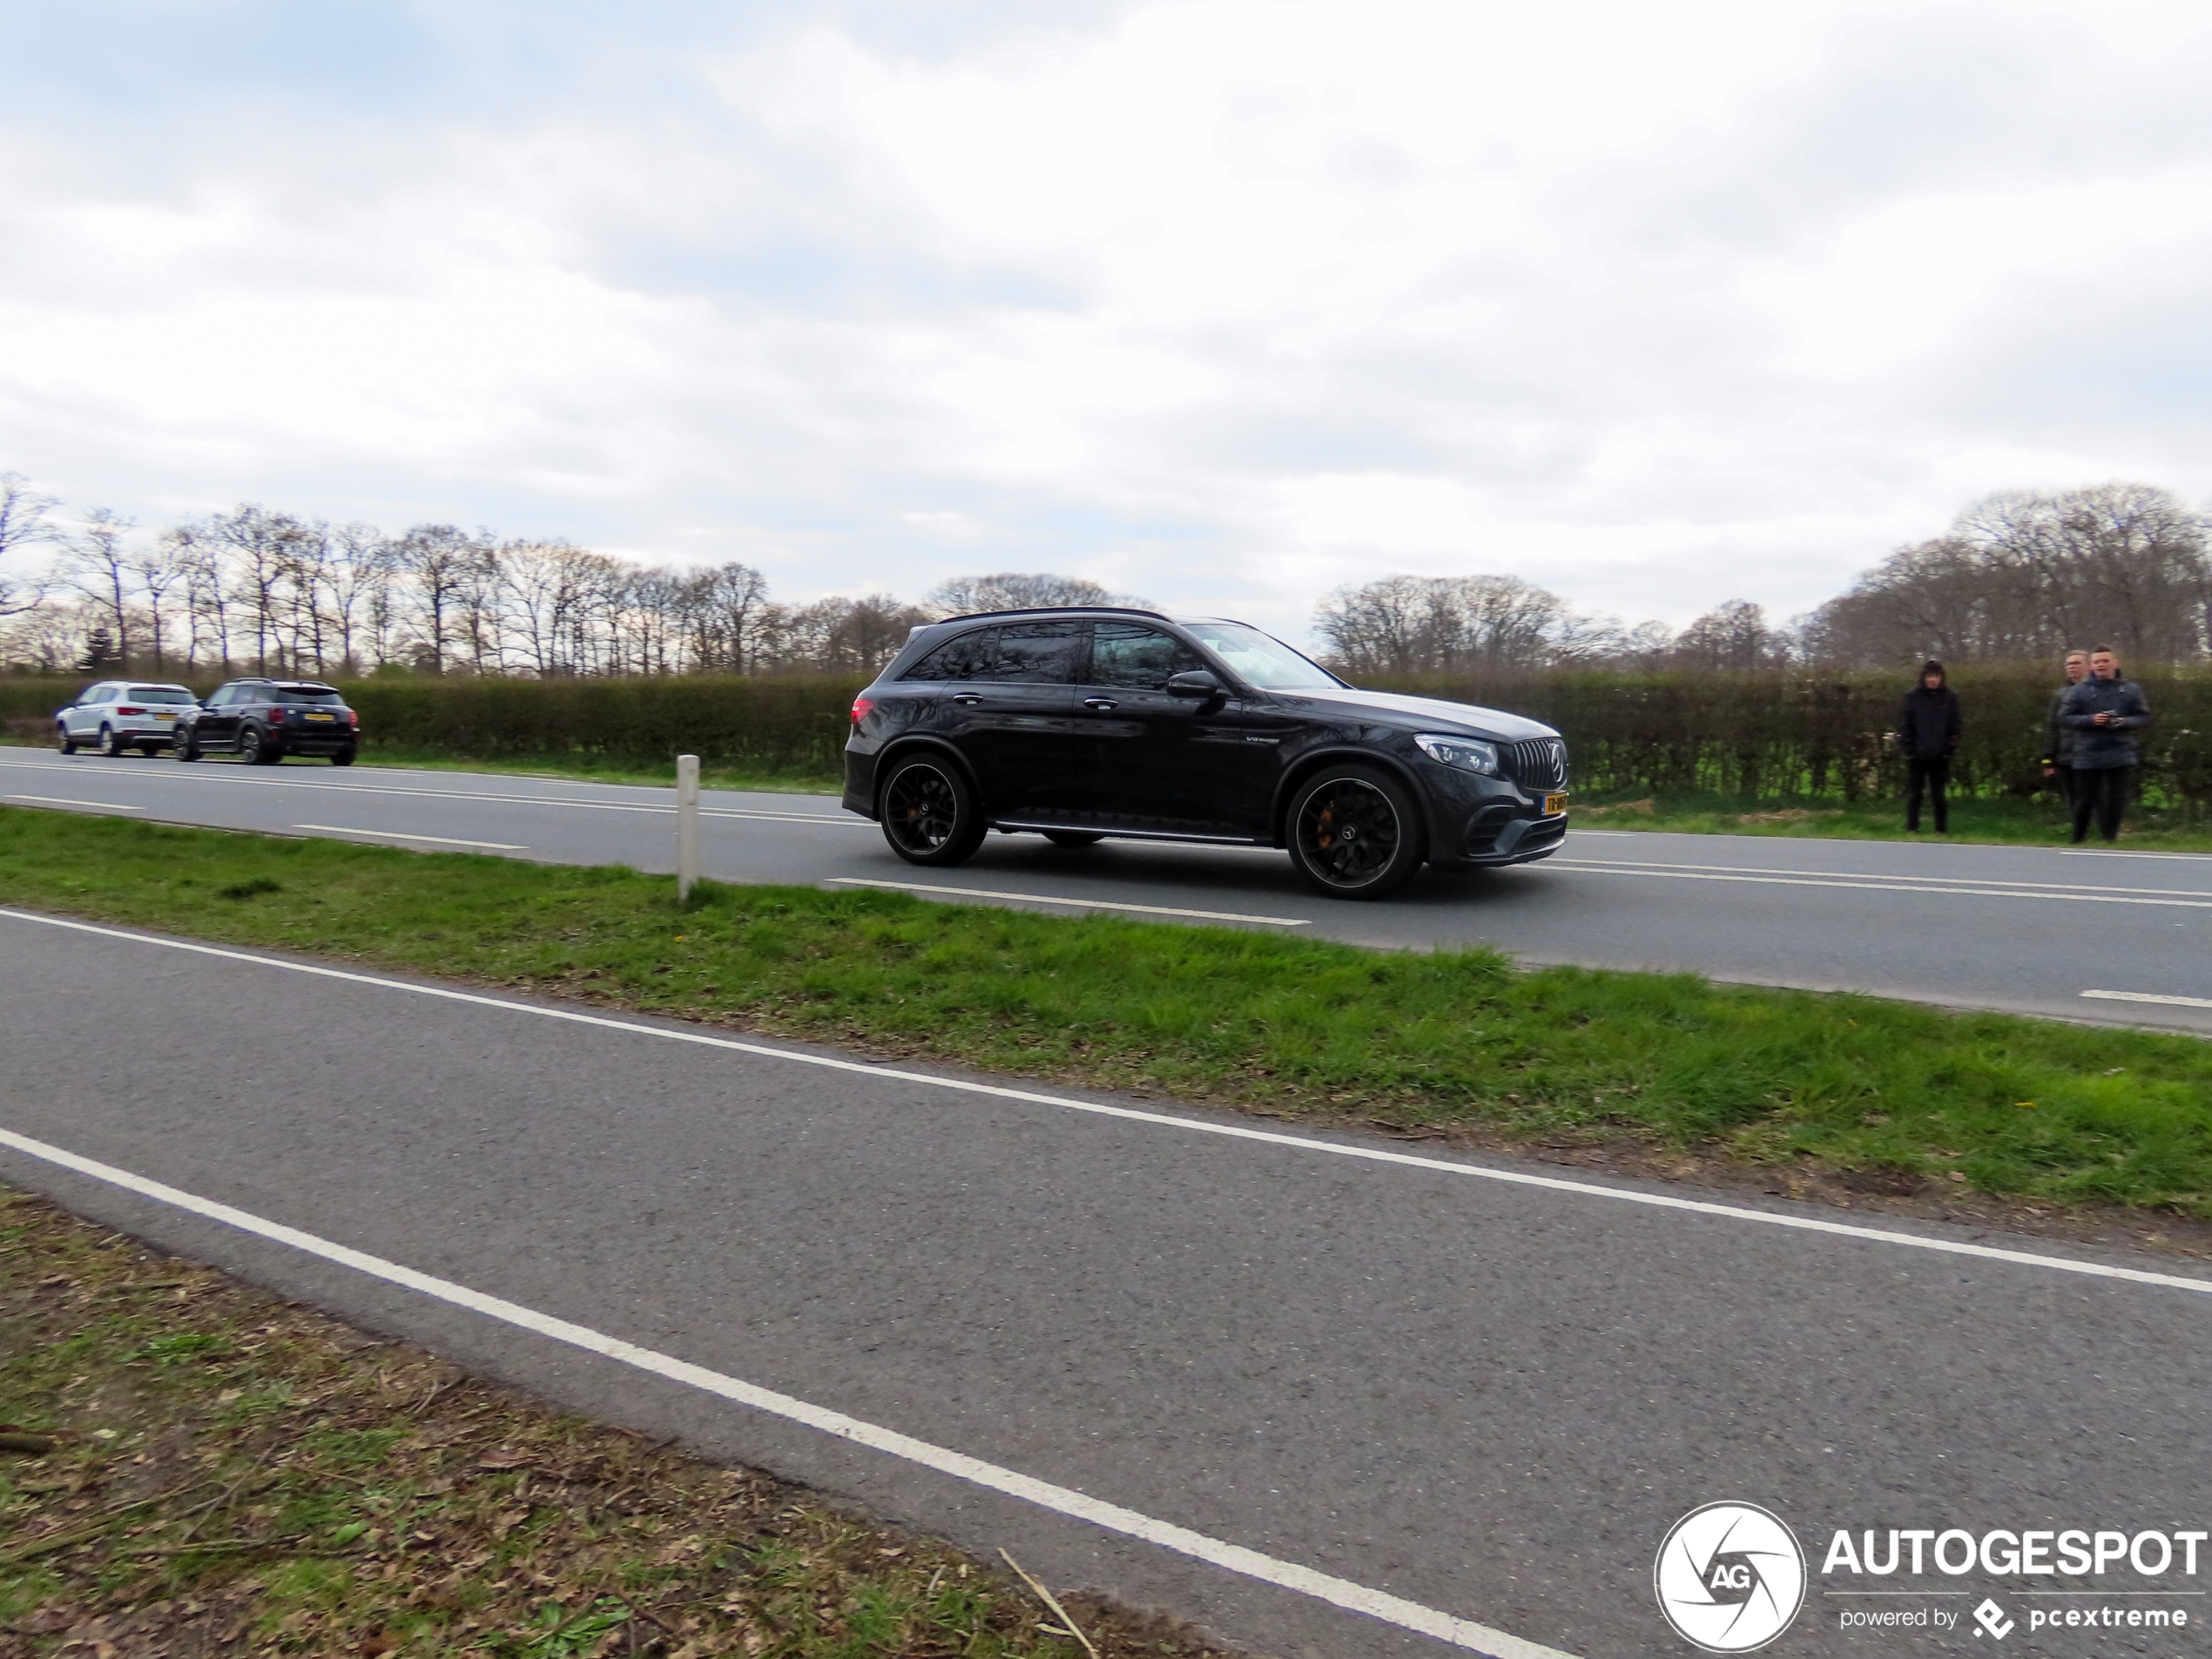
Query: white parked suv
xmin=55 ymin=681 xmax=199 ymax=756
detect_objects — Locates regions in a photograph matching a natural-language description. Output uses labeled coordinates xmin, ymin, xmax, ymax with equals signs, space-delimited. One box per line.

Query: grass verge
xmin=0 ymin=1187 xmax=1234 ymax=1659
xmin=1575 ymin=788 xmax=2212 ymax=851
xmin=2 ymin=807 xmax=2209 ymax=1219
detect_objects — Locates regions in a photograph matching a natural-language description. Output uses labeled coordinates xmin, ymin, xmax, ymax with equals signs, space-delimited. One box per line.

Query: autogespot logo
xmin=1656 ymin=1502 xmax=1809 ymax=1652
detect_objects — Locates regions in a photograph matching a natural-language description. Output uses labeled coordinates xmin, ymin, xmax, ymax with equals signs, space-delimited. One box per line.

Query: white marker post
xmin=675 ymin=753 xmax=701 ymax=905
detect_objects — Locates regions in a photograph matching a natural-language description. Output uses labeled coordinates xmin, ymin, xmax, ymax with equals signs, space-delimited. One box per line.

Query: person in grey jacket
xmin=2040 ymin=649 xmax=2088 ymax=806
xmin=2060 ymin=646 xmax=2152 ymax=843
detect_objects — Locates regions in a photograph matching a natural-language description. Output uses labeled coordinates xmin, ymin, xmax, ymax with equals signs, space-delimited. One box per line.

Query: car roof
xmin=927 ymin=604 xmax=1175 ymax=626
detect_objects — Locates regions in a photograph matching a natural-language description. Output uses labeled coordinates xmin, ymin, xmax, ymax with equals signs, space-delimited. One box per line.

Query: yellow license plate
xmin=1544 ymin=792 xmax=1569 ymax=816
xmin=154 ymin=711 xmax=175 ymax=721
xmin=306 ymin=712 xmax=336 ymax=722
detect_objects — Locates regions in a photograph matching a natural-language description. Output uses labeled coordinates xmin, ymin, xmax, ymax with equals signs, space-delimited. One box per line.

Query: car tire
xmin=98 ymin=724 xmax=124 ymax=757
xmin=878 ymin=754 xmax=986 ymax=867
xmin=239 ymin=727 xmax=273 ymax=765
xmin=1043 ymin=830 xmax=1104 ymax=847
xmin=57 ymin=725 xmax=78 ymax=755
xmin=331 ymin=747 xmax=355 ymax=766
xmin=1285 ymin=765 xmax=1426 ymax=900
xmin=175 ymin=733 xmax=200 ymax=761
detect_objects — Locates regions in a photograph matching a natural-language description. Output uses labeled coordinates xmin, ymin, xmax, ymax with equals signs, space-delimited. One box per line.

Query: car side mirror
xmin=1165 ymin=670 xmax=1222 ymax=699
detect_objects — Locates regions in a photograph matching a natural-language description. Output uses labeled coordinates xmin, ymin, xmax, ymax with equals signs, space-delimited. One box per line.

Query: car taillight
xmin=347 ymin=709 xmax=359 ymax=727
xmin=116 ymin=706 xmax=144 ymax=717
xmin=851 ymin=696 xmax=875 ymax=725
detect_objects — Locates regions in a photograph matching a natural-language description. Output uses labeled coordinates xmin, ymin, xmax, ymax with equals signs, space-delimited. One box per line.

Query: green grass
xmin=3 ymin=806 xmax=2210 ymax=1215
xmin=1 ymin=1188 xmax=1217 ymax=1658
xmin=1575 ymin=787 xmax=2212 ymax=852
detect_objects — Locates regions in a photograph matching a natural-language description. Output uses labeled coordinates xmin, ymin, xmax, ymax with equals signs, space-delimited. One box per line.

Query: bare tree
xmin=1671 ymin=600 xmax=1782 ymax=671
xmin=922 ymin=572 xmax=1134 ymax=617
xmin=63 ymin=508 xmax=137 ymax=666
xmin=391 ymin=524 xmax=482 ymax=674
xmin=324 ymin=524 xmax=395 ymax=673
xmin=0 ymin=472 xmax=63 ymax=620
xmin=1314 ymin=574 xmax=1575 ymax=675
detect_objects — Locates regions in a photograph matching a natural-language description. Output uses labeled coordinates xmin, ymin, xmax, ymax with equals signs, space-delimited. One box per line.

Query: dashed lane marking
xmin=2082 ymin=989 xmax=2212 ymax=1011
xmin=5 ymin=793 xmax=143 ymax=811
xmin=294 ymin=825 xmax=529 ymax=850
xmin=827 ymin=876 xmax=1310 ymax=926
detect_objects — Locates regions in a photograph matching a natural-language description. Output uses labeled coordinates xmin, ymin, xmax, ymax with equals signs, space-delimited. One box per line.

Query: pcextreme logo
xmin=1655 ymin=1502 xmax=1809 ymax=1652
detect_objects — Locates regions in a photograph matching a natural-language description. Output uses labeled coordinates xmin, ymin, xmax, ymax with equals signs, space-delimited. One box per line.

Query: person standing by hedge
xmin=2061 ymin=646 xmax=2153 ymax=844
xmin=1897 ymin=659 xmax=1963 ymax=833
xmin=2041 ymin=649 xmax=2088 ymax=807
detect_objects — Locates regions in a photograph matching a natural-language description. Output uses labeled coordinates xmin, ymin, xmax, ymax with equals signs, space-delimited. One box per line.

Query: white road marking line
xmin=295 ymin=824 xmax=528 ymax=850
xmin=2083 ymin=989 xmax=2212 ymax=1011
xmin=1554 ymin=854 xmax=2212 ymax=900
xmin=1547 ymin=860 xmax=2212 ymax=910
xmin=2063 ymin=849 xmax=2212 ymax=861
xmin=5 ymin=793 xmax=143 ymax=811
xmin=0 ymin=1123 xmax=1570 ymax=1659
xmin=828 ymin=876 xmax=1310 ymax=927
xmin=3 ymin=906 xmax=2209 ymax=1300
xmin=0 ymin=757 xmax=858 ymax=823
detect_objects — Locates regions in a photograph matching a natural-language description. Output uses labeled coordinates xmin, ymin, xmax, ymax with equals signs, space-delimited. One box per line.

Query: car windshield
xmin=129 ymin=687 xmax=194 ymax=704
xmin=1180 ymin=621 xmax=1343 ymax=691
xmin=274 ymin=687 xmax=344 ymax=705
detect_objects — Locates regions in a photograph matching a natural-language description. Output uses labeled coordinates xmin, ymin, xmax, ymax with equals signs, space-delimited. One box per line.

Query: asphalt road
xmin=5 ymin=745 xmax=2210 ymax=1034
xmin=3 ymin=908 xmax=2209 ymax=1659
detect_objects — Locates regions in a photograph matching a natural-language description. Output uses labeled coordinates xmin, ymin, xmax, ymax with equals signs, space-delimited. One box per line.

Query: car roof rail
xmin=930 ymin=605 xmax=1176 ymax=625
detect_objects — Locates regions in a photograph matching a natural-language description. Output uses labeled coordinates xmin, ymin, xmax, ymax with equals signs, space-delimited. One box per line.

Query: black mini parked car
xmin=842 ymin=608 xmax=1568 ymax=899
xmin=175 ymin=679 xmax=360 ymax=765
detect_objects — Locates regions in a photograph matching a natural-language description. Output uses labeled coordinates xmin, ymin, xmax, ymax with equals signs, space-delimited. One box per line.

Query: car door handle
xmin=1082 ymin=697 xmax=1117 ymax=711
xmin=951 ymin=691 xmax=984 ymax=705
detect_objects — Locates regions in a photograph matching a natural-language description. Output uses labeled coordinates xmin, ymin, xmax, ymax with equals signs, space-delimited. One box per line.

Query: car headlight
xmin=1413 ymin=732 xmax=1501 ymax=775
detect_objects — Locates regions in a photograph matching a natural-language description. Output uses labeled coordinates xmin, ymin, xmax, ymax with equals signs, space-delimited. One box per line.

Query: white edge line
xmin=2083 ymin=989 xmax=2212 ymax=1011
xmin=1554 ymin=857 xmax=2212 ymax=900
xmin=0 ymin=1105 xmax=1567 ymax=1657
xmin=2061 ymin=849 xmax=2212 ymax=861
xmin=3 ymin=907 xmax=2209 ymax=1304
xmin=828 ymin=876 xmax=1311 ymax=927
xmin=6 ymin=794 xmax=144 ymax=811
xmin=1548 ymin=863 xmax=2212 ymax=911
xmin=294 ymin=824 xmax=529 ymax=850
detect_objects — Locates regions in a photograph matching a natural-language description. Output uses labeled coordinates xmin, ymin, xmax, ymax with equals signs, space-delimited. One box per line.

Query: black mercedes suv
xmin=175 ymin=679 xmax=360 ymax=765
xmin=842 ymin=608 xmax=1568 ymax=899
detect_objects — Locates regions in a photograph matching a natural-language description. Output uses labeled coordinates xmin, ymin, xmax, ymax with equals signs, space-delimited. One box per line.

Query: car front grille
xmin=1502 ymin=737 xmax=1568 ymax=791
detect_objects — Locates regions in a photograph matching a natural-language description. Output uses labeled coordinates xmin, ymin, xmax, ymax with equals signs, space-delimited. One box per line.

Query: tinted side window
xmin=1089 ymin=623 xmax=1204 ymax=691
xmin=901 ymin=627 xmax=999 ymax=683
xmin=208 ymin=686 xmax=239 ymax=706
xmin=975 ymin=621 xmax=1082 ymax=684
xmin=275 ymin=688 xmax=344 ymax=705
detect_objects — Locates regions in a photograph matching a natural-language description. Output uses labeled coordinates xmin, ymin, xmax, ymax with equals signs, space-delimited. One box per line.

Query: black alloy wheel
xmin=238 ymin=726 xmax=270 ymax=765
xmin=331 ymin=746 xmax=355 ymax=766
xmin=57 ymin=725 xmax=78 ymax=755
xmin=1286 ymin=765 xmax=1426 ymax=899
xmin=1043 ymin=830 xmax=1104 ymax=847
xmin=175 ymin=732 xmax=200 ymax=761
xmin=98 ymin=724 xmax=124 ymax=757
xmin=879 ymin=756 xmax=985 ymax=866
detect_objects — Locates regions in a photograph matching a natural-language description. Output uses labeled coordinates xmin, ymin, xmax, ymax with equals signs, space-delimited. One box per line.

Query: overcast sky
xmin=4 ymin=0 xmax=2209 ymax=644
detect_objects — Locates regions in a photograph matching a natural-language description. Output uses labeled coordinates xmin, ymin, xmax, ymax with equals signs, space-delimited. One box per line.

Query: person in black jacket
xmin=2040 ymin=649 xmax=2088 ymax=806
xmin=1897 ymin=659 xmax=1963 ymax=833
xmin=2060 ymin=646 xmax=2153 ymax=843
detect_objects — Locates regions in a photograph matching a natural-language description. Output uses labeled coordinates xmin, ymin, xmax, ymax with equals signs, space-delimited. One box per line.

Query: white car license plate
xmin=154 ymin=711 xmax=175 ymax=722
xmin=1544 ymin=791 xmax=1568 ymax=816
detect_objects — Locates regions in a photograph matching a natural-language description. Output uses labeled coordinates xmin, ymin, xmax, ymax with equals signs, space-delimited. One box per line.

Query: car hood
xmin=1267 ymin=686 xmax=1559 ymax=741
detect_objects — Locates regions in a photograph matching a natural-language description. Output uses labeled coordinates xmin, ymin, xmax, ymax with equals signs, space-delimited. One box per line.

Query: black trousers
xmin=2071 ymin=766 xmax=2132 ymax=842
xmin=1906 ymin=756 xmax=1950 ymax=832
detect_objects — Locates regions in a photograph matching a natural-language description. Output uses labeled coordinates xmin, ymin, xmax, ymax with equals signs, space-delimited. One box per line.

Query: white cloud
xmin=2 ymin=0 xmax=2210 ymax=643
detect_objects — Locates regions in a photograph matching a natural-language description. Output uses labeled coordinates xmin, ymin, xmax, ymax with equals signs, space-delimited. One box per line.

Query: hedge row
xmin=1383 ymin=664 xmax=2212 ymax=810
xmin=5 ymin=664 xmax=2208 ymax=811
